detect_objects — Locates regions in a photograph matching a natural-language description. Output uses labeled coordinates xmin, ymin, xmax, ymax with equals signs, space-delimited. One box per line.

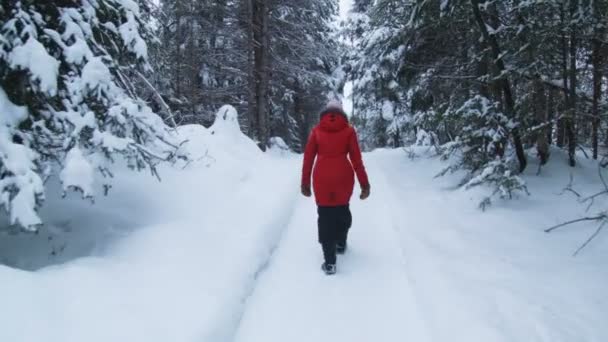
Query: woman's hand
xmin=301 ymin=184 xmax=312 ymax=197
xmin=360 ymin=184 xmax=370 ymax=200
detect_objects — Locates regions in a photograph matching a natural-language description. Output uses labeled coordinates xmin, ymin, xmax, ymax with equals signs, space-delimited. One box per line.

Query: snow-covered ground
xmin=1 ymin=113 xmax=607 ymax=341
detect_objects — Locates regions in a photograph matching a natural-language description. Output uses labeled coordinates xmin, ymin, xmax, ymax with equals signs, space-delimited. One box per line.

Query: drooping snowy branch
xmin=0 ymin=0 xmax=180 ymax=229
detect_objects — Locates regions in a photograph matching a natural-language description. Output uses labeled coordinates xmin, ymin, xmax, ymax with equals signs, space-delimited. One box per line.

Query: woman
xmin=301 ymin=100 xmax=370 ymax=275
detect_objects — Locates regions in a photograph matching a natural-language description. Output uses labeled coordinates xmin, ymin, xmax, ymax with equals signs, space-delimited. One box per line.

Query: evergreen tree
xmin=347 ymin=0 xmax=608 ymax=206
xmin=267 ymin=0 xmax=340 ymax=151
xmin=0 ymin=0 xmax=179 ymax=229
xmin=151 ymin=0 xmax=340 ymax=151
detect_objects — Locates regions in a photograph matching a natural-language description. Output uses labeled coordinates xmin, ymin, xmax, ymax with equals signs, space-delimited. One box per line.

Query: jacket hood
xmin=319 ymin=110 xmax=349 ymax=132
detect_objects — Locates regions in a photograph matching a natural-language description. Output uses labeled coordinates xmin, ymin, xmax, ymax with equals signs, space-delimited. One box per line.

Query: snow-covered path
xmin=233 ymin=158 xmax=431 ymax=342
xmin=231 ymin=149 xmax=607 ymax=342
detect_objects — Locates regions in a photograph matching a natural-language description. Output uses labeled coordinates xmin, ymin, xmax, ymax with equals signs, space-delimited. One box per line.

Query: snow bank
xmin=0 ymin=105 xmax=300 ymax=341
xmin=371 ymin=148 xmax=608 ymax=342
xmin=267 ymin=137 xmax=291 ymax=156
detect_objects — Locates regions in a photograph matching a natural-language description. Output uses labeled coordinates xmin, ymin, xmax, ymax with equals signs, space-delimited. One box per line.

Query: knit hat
xmin=326 ymin=99 xmax=343 ymax=110
xmin=320 ymin=99 xmax=347 ymax=118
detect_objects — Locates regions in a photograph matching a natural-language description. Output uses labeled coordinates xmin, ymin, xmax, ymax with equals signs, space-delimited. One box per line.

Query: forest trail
xmin=231 ymin=153 xmax=432 ymax=342
xmin=228 ymin=150 xmax=607 ymax=342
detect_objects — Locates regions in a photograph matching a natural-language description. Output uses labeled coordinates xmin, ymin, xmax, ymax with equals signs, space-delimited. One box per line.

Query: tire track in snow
xmin=373 ymin=151 xmax=537 ymax=342
xmin=371 ymin=151 xmax=476 ymax=342
xmin=199 ymin=157 xmax=301 ymax=342
xmin=364 ymin=155 xmax=434 ymax=341
xmin=223 ymin=197 xmax=300 ymax=342
xmin=222 ymin=187 xmax=300 ymax=341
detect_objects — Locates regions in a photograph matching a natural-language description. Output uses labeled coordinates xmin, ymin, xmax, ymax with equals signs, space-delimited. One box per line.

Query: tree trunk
xmin=247 ymin=0 xmax=258 ymax=139
xmin=534 ymin=76 xmax=550 ymax=164
xmin=592 ymin=40 xmax=602 ymax=160
xmin=470 ymin=0 xmax=527 ymax=172
xmin=547 ymin=88 xmax=554 ymax=146
xmin=514 ymin=1 xmax=548 ymax=161
xmin=292 ymin=80 xmax=305 ymax=153
xmin=592 ymin=35 xmax=603 ymax=159
xmin=558 ymin=5 xmax=569 ymax=149
xmin=566 ymin=0 xmax=577 ymax=167
xmin=175 ymin=12 xmax=183 ymax=99
xmin=249 ymin=0 xmax=270 ymax=150
xmin=256 ymin=0 xmax=270 ymax=151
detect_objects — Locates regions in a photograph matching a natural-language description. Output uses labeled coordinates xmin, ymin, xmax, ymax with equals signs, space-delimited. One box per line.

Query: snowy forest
xmin=0 ymin=0 xmax=607 ymax=341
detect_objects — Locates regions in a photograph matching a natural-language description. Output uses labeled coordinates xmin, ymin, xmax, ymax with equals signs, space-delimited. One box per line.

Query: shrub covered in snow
xmin=436 ymin=96 xmax=528 ymax=208
xmin=0 ymin=0 xmax=179 ymax=230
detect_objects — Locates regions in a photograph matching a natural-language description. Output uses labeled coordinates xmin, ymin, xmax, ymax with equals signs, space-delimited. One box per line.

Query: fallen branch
xmin=573 ymin=221 xmax=606 ymax=256
xmin=544 ymin=214 xmax=607 ymax=233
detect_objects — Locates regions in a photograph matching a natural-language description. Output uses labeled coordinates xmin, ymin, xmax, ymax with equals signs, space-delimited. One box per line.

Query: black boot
xmin=321 ymin=262 xmax=337 ymax=275
xmin=336 ymin=242 xmax=347 ymax=254
xmin=321 ymin=241 xmax=337 ymax=265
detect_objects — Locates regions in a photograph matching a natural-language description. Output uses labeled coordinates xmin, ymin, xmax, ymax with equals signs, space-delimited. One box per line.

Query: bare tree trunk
xmin=256 ymin=0 xmax=270 ymax=150
xmin=470 ymin=0 xmax=527 ymax=172
xmin=558 ymin=4 xmax=569 ymax=149
xmin=292 ymin=80 xmax=306 ymax=152
xmin=592 ymin=35 xmax=603 ymax=159
xmin=566 ymin=0 xmax=578 ymax=167
xmin=187 ymin=1 xmax=198 ymax=117
xmin=247 ymin=0 xmax=258 ymax=139
xmin=175 ymin=12 xmax=183 ymax=99
xmin=547 ymin=88 xmax=555 ymax=145
xmin=592 ymin=42 xmax=601 ymax=160
xmin=247 ymin=0 xmax=270 ymax=150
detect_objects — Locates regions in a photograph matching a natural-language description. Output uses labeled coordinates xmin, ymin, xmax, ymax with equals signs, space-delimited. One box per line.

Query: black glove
xmin=360 ymin=184 xmax=370 ymax=200
xmin=301 ymin=184 xmax=312 ymax=197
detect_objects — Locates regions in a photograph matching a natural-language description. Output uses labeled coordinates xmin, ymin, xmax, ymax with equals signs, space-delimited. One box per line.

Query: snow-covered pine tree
xmin=267 ymin=0 xmax=340 ymax=151
xmin=347 ymin=0 xmax=531 ymax=203
xmin=0 ymin=0 xmax=179 ymax=229
xmin=348 ymin=0 xmax=473 ymax=149
xmin=346 ymin=0 xmax=608 ymax=206
xmin=150 ymin=0 xmax=248 ymax=127
xmin=436 ymin=96 xmax=528 ymax=209
xmin=343 ymin=0 xmax=376 ymax=149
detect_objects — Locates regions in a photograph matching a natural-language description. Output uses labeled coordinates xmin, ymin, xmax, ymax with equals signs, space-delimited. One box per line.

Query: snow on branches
xmin=0 ymin=0 xmax=179 ymax=230
xmin=436 ymin=96 xmax=528 ymax=209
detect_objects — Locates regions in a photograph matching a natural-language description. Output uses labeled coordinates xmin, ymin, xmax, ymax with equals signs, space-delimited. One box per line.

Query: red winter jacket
xmin=301 ymin=110 xmax=369 ymax=206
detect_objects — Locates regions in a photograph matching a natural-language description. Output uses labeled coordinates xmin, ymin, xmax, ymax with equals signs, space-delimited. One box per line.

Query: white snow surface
xmin=1 ymin=123 xmax=607 ymax=341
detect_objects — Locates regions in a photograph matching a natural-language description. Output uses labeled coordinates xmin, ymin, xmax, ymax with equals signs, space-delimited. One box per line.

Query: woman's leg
xmin=317 ymin=206 xmax=337 ymax=265
xmin=336 ymin=205 xmax=352 ymax=252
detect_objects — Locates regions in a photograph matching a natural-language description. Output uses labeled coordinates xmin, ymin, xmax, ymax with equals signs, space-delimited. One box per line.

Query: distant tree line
xmin=147 ymin=0 xmax=341 ymax=151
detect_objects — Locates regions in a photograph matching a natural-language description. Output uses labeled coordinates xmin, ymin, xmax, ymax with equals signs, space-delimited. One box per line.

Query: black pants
xmin=317 ymin=205 xmax=352 ymax=264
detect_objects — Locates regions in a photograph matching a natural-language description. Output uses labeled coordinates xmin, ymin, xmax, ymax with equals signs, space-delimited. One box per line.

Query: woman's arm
xmin=301 ymin=129 xmax=318 ymax=196
xmin=348 ymin=128 xmax=370 ymax=191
